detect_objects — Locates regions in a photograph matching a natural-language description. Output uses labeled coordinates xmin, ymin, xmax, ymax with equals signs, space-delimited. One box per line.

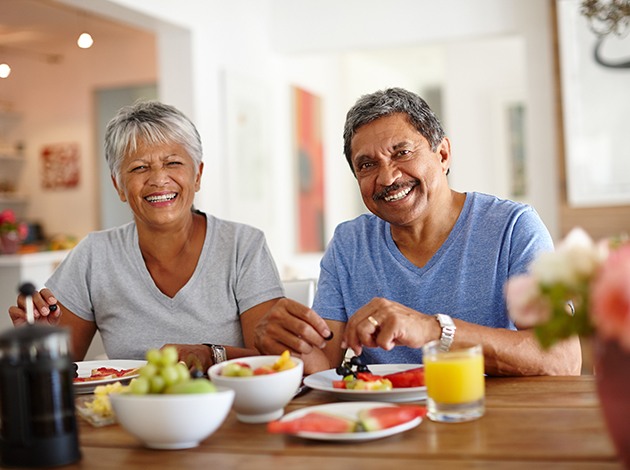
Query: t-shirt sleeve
xmin=45 ymin=235 xmax=95 ymax=322
xmin=508 ymin=207 xmax=554 ymax=277
xmin=312 ymin=234 xmax=348 ymax=323
xmin=234 ymin=229 xmax=284 ymax=314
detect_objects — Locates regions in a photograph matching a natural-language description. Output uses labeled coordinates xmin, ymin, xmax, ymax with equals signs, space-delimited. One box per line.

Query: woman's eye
xmin=167 ymin=161 xmax=182 ymax=167
xmin=131 ymin=165 xmax=147 ymax=172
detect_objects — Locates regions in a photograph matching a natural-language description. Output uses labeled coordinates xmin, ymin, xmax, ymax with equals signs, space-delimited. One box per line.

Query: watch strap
xmin=435 ymin=313 xmax=456 ymax=351
xmin=203 ymin=344 xmax=227 ymax=364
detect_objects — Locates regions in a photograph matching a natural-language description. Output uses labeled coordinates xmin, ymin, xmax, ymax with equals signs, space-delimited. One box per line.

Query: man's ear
xmin=111 ymin=175 xmax=127 ymax=202
xmin=437 ymin=137 xmax=452 ymax=175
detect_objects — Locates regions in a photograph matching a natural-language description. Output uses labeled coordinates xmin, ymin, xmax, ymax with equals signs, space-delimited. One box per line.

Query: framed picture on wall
xmin=40 ymin=142 xmax=80 ymax=189
xmin=292 ymin=86 xmax=325 ymax=253
xmin=557 ymin=0 xmax=630 ymax=207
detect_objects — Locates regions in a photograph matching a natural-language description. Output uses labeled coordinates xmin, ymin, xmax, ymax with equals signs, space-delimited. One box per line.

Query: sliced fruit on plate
xmin=73 ymin=367 xmax=140 ymax=383
xmin=358 ymin=405 xmax=426 ymax=432
xmin=267 ymin=412 xmax=357 ymax=434
xmin=382 ymin=367 xmax=425 ymax=388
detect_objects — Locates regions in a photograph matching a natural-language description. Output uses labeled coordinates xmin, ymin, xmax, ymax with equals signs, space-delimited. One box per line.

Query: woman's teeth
xmin=145 ymin=193 xmax=176 ymax=202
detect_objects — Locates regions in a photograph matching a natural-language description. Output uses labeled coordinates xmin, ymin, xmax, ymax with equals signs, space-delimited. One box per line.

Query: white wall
xmin=56 ymin=0 xmax=559 ymax=278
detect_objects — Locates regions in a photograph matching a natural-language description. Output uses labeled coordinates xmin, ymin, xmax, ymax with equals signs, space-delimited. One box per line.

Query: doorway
xmin=96 ymin=84 xmax=158 ymax=230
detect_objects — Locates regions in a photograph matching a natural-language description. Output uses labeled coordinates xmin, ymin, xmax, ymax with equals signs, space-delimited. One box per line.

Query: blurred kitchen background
xmin=1 ymin=0 xmax=628 ymax=321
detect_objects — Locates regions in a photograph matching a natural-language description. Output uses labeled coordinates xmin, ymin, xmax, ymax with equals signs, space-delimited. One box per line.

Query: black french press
xmin=0 ymin=283 xmax=81 ymax=467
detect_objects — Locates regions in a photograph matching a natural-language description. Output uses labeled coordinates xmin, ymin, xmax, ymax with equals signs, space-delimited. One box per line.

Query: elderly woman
xmin=9 ymin=101 xmax=283 ymax=370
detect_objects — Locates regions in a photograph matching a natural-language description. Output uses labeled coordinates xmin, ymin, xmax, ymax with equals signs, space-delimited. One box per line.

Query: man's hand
xmin=342 ymin=297 xmax=439 ymax=356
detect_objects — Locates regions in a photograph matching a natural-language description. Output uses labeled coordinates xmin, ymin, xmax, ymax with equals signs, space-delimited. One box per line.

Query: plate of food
xmin=303 ymin=364 xmax=426 ymax=402
xmin=268 ymin=401 xmax=424 ymax=442
xmin=73 ymin=360 xmax=146 ymax=394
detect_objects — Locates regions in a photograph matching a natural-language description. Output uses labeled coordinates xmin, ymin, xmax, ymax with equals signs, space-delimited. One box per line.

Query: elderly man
xmin=255 ymin=87 xmax=580 ymax=376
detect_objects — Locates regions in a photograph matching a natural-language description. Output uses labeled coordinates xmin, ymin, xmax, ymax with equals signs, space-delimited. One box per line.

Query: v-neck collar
xmin=130 ymin=216 xmax=210 ymax=308
xmin=384 ymin=192 xmax=471 ymax=274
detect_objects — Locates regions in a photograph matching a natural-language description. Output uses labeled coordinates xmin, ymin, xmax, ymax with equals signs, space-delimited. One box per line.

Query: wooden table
xmin=71 ymin=376 xmax=621 ymax=469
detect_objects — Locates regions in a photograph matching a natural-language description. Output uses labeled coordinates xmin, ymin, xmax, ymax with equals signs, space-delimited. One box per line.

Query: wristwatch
xmin=204 ymin=344 xmax=227 ymax=364
xmin=435 ymin=314 xmax=456 ymax=351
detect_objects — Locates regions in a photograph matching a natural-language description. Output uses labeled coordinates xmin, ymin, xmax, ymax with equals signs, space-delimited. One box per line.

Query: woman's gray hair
xmin=343 ymin=87 xmax=445 ymax=174
xmin=104 ymin=101 xmax=203 ymax=183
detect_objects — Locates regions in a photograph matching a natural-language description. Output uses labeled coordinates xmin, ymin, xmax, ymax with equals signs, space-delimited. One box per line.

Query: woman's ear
xmin=194 ymin=162 xmax=204 ymax=192
xmin=111 ymin=175 xmax=127 ymax=202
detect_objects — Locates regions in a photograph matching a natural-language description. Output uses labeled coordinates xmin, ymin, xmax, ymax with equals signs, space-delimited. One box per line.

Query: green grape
xmin=139 ymin=363 xmax=158 ymax=379
xmin=130 ymin=377 xmax=150 ymax=395
xmin=161 ymin=365 xmax=179 ymax=386
xmin=146 ymin=348 xmax=162 ymax=366
xmin=160 ymin=346 xmax=179 ymax=366
xmin=149 ymin=375 xmax=166 ymax=393
xmin=175 ymin=363 xmax=191 ymax=382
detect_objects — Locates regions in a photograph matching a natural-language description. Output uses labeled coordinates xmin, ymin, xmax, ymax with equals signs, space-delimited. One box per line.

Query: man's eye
xmin=357 ymin=162 xmax=374 ymax=171
xmin=167 ymin=161 xmax=182 ymax=166
xmin=131 ymin=165 xmax=147 ymax=172
xmin=396 ymin=149 xmax=411 ymax=157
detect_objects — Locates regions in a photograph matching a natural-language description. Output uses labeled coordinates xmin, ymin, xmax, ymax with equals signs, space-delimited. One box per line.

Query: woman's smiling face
xmin=350 ymin=113 xmax=451 ymax=228
xmin=113 ymin=139 xmax=203 ymax=229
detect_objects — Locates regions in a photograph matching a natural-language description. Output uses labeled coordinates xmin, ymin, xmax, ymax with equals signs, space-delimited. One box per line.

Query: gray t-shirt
xmin=46 ymin=213 xmax=284 ymax=359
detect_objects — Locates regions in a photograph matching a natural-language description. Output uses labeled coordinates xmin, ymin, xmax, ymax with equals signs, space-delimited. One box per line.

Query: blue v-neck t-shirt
xmin=312 ymin=192 xmax=553 ymax=364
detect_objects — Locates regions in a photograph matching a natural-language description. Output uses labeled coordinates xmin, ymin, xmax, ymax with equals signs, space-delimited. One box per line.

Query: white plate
xmin=278 ymin=402 xmax=422 ymax=442
xmin=73 ymin=360 xmax=146 ymax=395
xmin=303 ymin=364 xmax=426 ymax=403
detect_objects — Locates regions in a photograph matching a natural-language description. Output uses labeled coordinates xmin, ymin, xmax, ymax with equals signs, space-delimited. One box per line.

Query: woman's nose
xmin=147 ymin=167 xmax=169 ymax=186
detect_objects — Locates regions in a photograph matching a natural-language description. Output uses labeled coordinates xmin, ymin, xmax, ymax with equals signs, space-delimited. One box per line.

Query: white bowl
xmin=110 ymin=387 xmax=234 ymax=449
xmin=208 ymin=355 xmax=304 ymax=423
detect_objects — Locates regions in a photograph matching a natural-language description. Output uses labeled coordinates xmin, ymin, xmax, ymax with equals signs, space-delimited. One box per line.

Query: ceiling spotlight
xmin=77 ymin=32 xmax=94 ymax=49
xmin=0 ymin=63 xmax=11 ymax=79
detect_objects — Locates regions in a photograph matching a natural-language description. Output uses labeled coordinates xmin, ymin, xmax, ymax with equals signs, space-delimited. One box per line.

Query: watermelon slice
xmin=267 ymin=412 xmax=357 ymax=434
xmin=383 ymin=367 xmax=425 ymax=388
xmin=358 ymin=405 xmax=426 ymax=432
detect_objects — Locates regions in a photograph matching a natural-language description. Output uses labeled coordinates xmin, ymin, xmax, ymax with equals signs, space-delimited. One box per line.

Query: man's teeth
xmin=146 ymin=193 xmax=176 ymax=203
xmin=383 ymin=186 xmax=412 ymax=202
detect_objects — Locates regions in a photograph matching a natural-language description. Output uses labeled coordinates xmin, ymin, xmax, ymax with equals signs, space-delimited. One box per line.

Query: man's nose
xmin=376 ymin=162 xmax=402 ymax=187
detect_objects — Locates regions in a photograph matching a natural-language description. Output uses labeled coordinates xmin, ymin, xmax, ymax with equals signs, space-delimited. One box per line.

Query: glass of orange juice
xmin=422 ymin=340 xmax=485 ymax=422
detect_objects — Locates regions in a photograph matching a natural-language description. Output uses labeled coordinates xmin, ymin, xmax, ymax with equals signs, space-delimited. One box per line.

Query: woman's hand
xmin=163 ymin=344 xmax=213 ymax=373
xmin=8 ymin=287 xmax=61 ymax=327
xmin=254 ymin=298 xmax=333 ymax=356
xmin=343 ymin=297 xmax=440 ymax=356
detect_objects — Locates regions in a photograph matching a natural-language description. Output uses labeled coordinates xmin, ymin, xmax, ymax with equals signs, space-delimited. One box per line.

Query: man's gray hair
xmin=343 ymin=87 xmax=445 ymax=174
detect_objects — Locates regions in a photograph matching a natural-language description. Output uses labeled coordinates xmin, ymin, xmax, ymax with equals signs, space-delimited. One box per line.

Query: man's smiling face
xmin=350 ymin=113 xmax=450 ymax=228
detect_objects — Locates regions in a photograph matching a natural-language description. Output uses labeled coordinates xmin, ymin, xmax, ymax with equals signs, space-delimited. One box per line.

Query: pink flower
xmin=505 ymin=274 xmax=552 ymax=328
xmin=17 ymin=222 xmax=28 ymax=241
xmin=591 ymin=244 xmax=630 ymax=351
xmin=0 ymin=209 xmax=17 ymax=225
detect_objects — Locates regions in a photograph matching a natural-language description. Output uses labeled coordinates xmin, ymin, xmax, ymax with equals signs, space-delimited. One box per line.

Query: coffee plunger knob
xmin=18 ymin=282 xmax=37 ymax=325
xmin=18 ymin=282 xmax=36 ymax=297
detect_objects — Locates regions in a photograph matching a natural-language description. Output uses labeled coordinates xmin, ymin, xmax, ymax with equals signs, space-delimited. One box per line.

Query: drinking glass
xmin=422 ymin=340 xmax=485 ymax=422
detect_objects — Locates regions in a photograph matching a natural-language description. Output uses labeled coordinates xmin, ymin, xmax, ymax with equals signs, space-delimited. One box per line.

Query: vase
xmin=594 ymin=337 xmax=630 ymax=468
xmin=0 ymin=231 xmax=20 ymax=255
